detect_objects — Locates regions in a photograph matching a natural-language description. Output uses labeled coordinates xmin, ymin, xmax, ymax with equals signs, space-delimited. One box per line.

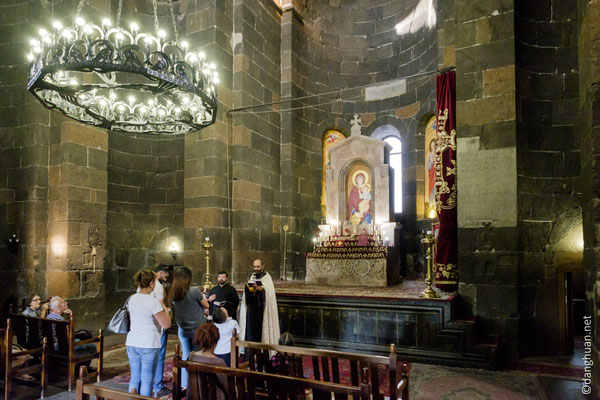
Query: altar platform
xmin=235 ymin=279 xmax=497 ymax=369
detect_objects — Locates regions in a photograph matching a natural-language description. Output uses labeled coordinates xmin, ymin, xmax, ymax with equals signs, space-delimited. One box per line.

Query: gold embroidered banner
xmin=434 ymin=70 xmax=458 ymax=291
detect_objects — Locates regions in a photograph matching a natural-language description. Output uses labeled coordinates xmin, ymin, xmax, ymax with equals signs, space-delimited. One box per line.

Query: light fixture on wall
xmin=6 ymin=234 xmax=20 ymax=254
xmin=26 ymin=0 xmax=218 ymax=134
xmin=168 ymin=240 xmax=180 ymax=263
xmin=51 ymin=237 xmax=66 ymax=258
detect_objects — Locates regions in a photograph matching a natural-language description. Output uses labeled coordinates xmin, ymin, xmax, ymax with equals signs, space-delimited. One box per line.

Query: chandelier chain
xmin=152 ymin=0 xmax=160 ymax=36
xmin=76 ymin=0 xmax=85 ymax=18
xmin=169 ymin=0 xmax=178 ymax=42
xmin=117 ymin=0 xmax=123 ymax=28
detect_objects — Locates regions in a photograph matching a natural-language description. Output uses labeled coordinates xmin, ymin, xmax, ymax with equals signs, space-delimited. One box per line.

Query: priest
xmin=239 ymin=258 xmax=280 ymax=346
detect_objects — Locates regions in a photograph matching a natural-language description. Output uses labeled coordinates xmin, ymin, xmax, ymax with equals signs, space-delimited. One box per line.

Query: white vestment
xmin=239 ymin=271 xmax=280 ymax=348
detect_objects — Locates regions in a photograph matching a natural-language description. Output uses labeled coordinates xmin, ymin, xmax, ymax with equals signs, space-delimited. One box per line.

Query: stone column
xmin=228 ymin=0 xmax=282 ymax=282
xmin=453 ymin=0 xmax=520 ymax=356
xmin=182 ymin=0 xmax=233 ymax=284
xmin=280 ymin=4 xmax=307 ymax=279
xmin=47 ymin=122 xmax=107 ymax=329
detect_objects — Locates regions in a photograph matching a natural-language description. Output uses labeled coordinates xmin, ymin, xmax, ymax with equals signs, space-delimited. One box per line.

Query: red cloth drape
xmin=434 ymin=71 xmax=458 ymax=291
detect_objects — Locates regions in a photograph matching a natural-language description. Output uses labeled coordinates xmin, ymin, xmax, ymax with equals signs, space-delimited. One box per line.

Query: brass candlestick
xmin=202 ymin=237 xmax=213 ymax=291
xmin=420 ymin=232 xmax=440 ymax=299
xmin=282 ymin=224 xmax=289 ymax=281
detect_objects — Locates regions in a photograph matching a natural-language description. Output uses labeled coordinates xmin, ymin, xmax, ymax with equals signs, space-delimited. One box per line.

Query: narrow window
xmin=384 ymin=136 xmax=402 ymax=213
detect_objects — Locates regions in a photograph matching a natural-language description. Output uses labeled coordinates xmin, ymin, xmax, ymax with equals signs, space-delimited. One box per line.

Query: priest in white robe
xmin=239 ymin=258 xmax=280 ymax=346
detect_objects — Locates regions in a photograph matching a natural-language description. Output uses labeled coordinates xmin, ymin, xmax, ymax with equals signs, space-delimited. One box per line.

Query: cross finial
xmin=350 ymin=114 xmax=362 ymax=137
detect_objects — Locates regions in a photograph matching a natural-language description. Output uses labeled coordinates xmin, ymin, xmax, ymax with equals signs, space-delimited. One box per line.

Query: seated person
xmin=47 ymin=296 xmax=96 ymax=355
xmin=188 ymin=323 xmax=228 ymax=400
xmin=271 ymin=332 xmax=297 ymax=374
xmin=22 ymin=293 xmax=49 ymax=318
xmin=212 ymin=307 xmax=240 ymax=367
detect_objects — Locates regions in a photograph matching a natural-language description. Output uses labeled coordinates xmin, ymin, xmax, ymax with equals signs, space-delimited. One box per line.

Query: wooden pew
xmin=172 ymin=348 xmax=371 ymax=400
xmin=231 ymin=337 xmax=409 ymax=400
xmin=76 ymin=366 xmax=153 ymax=400
xmin=8 ymin=311 xmax=104 ymax=391
xmin=1 ymin=319 xmax=48 ymax=399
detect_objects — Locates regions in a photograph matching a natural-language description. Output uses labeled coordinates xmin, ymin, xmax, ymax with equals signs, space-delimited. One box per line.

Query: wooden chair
xmin=76 ymin=366 xmax=153 ymax=400
xmin=9 ymin=311 xmax=104 ymax=391
xmin=0 ymin=319 xmax=48 ymax=399
xmin=231 ymin=337 xmax=410 ymax=400
xmin=173 ymin=351 xmax=371 ymax=400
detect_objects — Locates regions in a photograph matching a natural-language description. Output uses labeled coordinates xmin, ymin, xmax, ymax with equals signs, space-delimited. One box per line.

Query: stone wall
xmin=281 ymin=0 xmax=438 ymax=277
xmin=0 ymin=0 xmax=52 ymax=312
xmin=452 ymin=0 xmax=583 ymax=360
xmin=182 ymin=0 xmax=234 ymax=285
xmin=229 ymin=0 xmax=282 ymax=282
xmin=578 ymin=0 xmax=600 ymax=395
xmin=451 ymin=0 xmax=521 ymax=358
xmin=515 ymin=0 xmax=581 ymax=356
xmin=105 ymin=132 xmax=184 ymax=310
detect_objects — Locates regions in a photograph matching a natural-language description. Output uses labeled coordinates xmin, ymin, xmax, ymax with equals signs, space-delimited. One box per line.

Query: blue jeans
xmin=153 ymin=330 xmax=168 ymax=392
xmin=177 ymin=326 xmax=195 ymax=389
xmin=127 ymin=346 xmax=159 ymax=397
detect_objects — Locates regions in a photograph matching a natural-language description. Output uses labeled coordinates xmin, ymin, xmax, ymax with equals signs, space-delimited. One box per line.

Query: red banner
xmin=434 ymin=71 xmax=458 ymax=291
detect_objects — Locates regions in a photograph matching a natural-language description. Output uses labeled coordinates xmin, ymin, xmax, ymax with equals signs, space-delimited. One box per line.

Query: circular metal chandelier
xmin=26 ymin=0 xmax=218 ymax=134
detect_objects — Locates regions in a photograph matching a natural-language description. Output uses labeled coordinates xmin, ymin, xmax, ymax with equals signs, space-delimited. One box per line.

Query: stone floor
xmin=8 ymin=335 xmax=587 ymax=400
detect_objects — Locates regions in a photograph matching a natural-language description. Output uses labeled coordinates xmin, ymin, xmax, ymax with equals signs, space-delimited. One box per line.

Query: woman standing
xmin=168 ymin=266 xmax=209 ymax=389
xmin=126 ymin=269 xmax=171 ymax=397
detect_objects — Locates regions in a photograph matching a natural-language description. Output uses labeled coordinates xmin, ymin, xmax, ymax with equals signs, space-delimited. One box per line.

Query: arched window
xmin=384 ymin=136 xmax=402 ymax=214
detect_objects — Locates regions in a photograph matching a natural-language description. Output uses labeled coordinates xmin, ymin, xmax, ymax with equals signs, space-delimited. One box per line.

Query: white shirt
xmin=137 ymin=279 xmax=165 ymax=302
xmin=214 ymin=317 xmax=240 ymax=355
xmin=126 ymin=293 xmax=164 ymax=348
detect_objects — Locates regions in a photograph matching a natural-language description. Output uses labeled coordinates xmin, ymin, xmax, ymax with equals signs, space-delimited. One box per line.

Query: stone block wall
xmin=0 ymin=0 xmax=52 ymax=313
xmin=515 ymin=0 xmax=582 ymax=356
xmin=229 ymin=0 xmax=282 ymax=282
xmin=105 ymin=132 xmax=184 ymax=310
xmin=451 ymin=0 xmax=521 ymax=357
xmin=578 ymin=0 xmax=600 ymax=395
xmin=182 ymin=0 xmax=234 ymax=286
xmin=280 ymin=0 xmax=438 ymax=276
xmin=47 ymin=120 xmax=108 ymax=328
xmin=452 ymin=0 xmax=583 ymax=359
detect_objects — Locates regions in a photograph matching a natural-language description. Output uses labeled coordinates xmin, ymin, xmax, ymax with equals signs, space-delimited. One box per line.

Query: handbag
xmin=107 ymin=295 xmax=133 ymax=334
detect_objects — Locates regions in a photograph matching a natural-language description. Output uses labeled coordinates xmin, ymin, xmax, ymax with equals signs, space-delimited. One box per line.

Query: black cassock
xmin=208 ymin=282 xmax=240 ymax=321
xmin=244 ymin=271 xmax=266 ymax=342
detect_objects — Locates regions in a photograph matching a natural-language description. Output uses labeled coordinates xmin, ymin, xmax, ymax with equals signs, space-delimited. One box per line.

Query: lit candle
xmin=312 ymin=237 xmax=317 ymax=251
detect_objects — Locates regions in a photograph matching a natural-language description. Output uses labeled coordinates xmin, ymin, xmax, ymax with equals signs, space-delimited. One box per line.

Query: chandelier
xmin=26 ymin=0 xmax=218 ymax=134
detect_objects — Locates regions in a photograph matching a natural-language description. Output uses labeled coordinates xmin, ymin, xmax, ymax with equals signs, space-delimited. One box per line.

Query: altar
xmin=306 ymin=114 xmax=396 ymax=287
xmin=305 ymin=234 xmax=387 ymax=286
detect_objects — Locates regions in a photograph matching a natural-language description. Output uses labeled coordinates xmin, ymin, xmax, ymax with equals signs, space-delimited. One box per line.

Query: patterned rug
xmin=505 ymin=360 xmax=583 ymax=381
xmin=111 ymin=355 xmax=395 ymax=398
xmin=45 ymin=361 xmax=552 ymax=400
xmin=409 ymin=363 xmax=547 ymax=400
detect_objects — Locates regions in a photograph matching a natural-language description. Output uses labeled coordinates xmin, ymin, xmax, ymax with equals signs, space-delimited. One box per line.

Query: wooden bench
xmin=172 ymin=348 xmax=371 ymax=400
xmin=76 ymin=366 xmax=153 ymax=400
xmin=9 ymin=310 xmax=104 ymax=391
xmin=1 ymin=319 xmax=49 ymax=399
xmin=231 ymin=337 xmax=409 ymax=400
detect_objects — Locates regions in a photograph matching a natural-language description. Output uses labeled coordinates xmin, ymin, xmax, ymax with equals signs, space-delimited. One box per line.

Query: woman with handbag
xmin=126 ymin=269 xmax=171 ymax=397
xmin=167 ymin=266 xmax=209 ymax=390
